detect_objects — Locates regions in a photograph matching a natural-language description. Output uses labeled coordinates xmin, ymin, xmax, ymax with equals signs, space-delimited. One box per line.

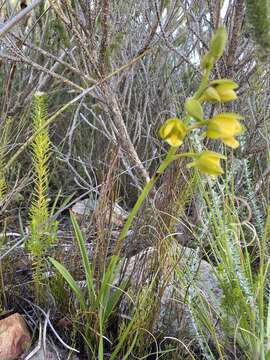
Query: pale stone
xmin=72 ymin=198 xmax=128 ymax=227
xmin=0 ymin=313 xmax=31 ymax=360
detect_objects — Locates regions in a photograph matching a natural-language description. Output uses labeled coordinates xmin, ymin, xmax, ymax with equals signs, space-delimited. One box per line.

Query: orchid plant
xmin=116 ymin=25 xmax=244 ymax=250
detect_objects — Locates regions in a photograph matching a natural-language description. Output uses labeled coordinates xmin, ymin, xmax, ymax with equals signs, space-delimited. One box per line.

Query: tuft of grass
xmin=50 ymin=212 xmax=127 ymax=357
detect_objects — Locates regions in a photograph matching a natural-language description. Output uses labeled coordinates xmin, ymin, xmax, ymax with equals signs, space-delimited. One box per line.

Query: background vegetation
xmin=0 ymin=0 xmax=270 ymax=359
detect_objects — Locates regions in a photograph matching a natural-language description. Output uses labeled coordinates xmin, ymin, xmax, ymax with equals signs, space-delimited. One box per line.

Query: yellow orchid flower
xmin=159 ymin=118 xmax=187 ymax=147
xmin=187 ymin=151 xmax=226 ymax=178
xmin=204 ymin=79 xmax=238 ymax=103
xmin=205 ymin=112 xmax=244 ymax=149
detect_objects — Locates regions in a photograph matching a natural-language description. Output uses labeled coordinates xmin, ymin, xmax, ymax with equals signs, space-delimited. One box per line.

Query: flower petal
xmin=167 ymin=134 xmax=183 ymax=147
xmin=205 ymin=87 xmax=221 ymax=102
xmin=162 ymin=121 xmax=175 ymax=138
xmin=222 ymin=137 xmax=239 ymax=148
xmin=210 ymin=79 xmax=239 ymax=89
xmin=205 ymin=129 xmax=222 ymax=139
xmin=212 ymin=112 xmax=244 ymax=121
xmin=216 ymin=88 xmax=237 ymax=102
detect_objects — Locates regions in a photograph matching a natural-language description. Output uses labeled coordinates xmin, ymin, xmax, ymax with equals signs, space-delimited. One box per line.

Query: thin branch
xmin=0 ymin=0 xmax=43 ymax=38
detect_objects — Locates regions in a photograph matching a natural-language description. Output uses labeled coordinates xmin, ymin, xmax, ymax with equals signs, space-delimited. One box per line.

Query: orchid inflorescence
xmin=159 ymin=26 xmax=244 ymax=179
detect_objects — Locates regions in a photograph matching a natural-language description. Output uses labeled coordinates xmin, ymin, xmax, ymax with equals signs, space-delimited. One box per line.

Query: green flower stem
xmin=193 ymin=68 xmax=211 ymax=100
xmin=114 ymin=146 xmax=177 ymax=253
xmin=156 ymin=146 xmax=177 ymax=175
xmin=187 ymin=121 xmax=208 ymax=131
xmin=111 ymin=147 xmax=177 ymax=295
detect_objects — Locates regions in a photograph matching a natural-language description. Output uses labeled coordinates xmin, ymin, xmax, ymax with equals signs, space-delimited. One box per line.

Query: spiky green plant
xmin=28 ymin=92 xmax=51 ymax=257
xmin=27 ymin=92 xmax=58 ymax=302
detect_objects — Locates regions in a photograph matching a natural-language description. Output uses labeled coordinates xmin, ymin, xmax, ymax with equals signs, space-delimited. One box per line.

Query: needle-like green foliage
xmin=28 ymin=92 xmax=51 ymax=257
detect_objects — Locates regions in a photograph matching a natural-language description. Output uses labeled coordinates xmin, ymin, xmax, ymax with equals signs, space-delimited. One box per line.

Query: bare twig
xmin=0 ymin=0 xmax=43 ymax=38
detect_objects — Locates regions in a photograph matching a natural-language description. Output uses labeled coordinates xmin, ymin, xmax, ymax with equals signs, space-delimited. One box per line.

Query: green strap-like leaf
xmin=70 ymin=212 xmax=96 ymax=302
xmin=49 ymin=256 xmax=86 ymax=310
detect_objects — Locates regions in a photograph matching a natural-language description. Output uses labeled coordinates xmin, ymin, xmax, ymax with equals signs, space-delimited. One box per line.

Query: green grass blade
xmin=70 ymin=212 xmax=96 ymax=301
xmin=98 ymin=255 xmax=119 ymax=308
xmin=98 ymin=307 xmax=104 ymax=360
xmin=121 ymin=331 xmax=139 ymax=360
xmin=49 ymin=256 xmax=86 ymax=310
xmin=103 ymin=280 xmax=128 ymax=321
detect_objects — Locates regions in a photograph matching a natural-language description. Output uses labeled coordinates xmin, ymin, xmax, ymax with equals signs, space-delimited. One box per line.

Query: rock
xmin=72 ymin=197 xmax=128 ymax=227
xmin=0 ymin=313 xmax=31 ymax=360
xmin=116 ymin=242 xmax=224 ymax=342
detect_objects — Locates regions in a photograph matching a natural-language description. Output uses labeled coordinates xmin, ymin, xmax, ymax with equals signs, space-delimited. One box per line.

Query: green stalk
xmin=187 ymin=121 xmax=208 ymax=131
xmin=193 ymin=68 xmax=211 ymax=100
xmin=114 ymin=146 xmax=177 ymax=254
